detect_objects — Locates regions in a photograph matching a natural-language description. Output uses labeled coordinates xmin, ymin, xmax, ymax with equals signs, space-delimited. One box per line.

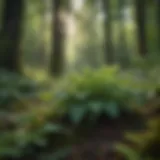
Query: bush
xmin=0 ymin=70 xmax=40 ymax=110
xmin=0 ymin=108 xmax=72 ymax=159
xmin=116 ymin=117 xmax=160 ymax=160
xmin=54 ymin=66 xmax=147 ymax=125
xmin=0 ymin=66 xmax=153 ymax=160
xmin=0 ymin=71 xmax=71 ymax=160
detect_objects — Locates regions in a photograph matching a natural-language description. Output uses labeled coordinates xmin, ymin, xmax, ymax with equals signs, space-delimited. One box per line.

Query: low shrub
xmin=116 ymin=117 xmax=160 ymax=160
xmin=0 ymin=66 xmax=156 ymax=160
xmin=0 ymin=70 xmax=41 ymax=110
xmin=54 ymin=66 xmax=148 ymax=125
xmin=0 ymin=109 xmax=72 ymax=160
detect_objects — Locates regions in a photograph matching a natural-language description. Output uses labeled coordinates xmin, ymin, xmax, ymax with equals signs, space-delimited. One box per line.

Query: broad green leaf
xmin=104 ymin=101 xmax=120 ymax=118
xmin=34 ymin=138 xmax=47 ymax=147
xmin=89 ymin=101 xmax=103 ymax=113
xmin=42 ymin=123 xmax=66 ymax=134
xmin=69 ymin=105 xmax=87 ymax=124
xmin=88 ymin=101 xmax=104 ymax=123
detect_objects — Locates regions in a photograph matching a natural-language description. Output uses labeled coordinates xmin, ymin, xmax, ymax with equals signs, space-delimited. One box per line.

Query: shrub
xmin=0 ymin=109 xmax=72 ymax=160
xmin=116 ymin=117 xmax=160 ymax=160
xmin=54 ymin=66 xmax=147 ymax=125
xmin=0 ymin=66 xmax=154 ymax=160
xmin=0 ymin=70 xmax=40 ymax=110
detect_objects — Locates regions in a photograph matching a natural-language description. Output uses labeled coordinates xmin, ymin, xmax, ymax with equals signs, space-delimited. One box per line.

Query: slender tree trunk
xmin=0 ymin=0 xmax=24 ymax=72
xmin=135 ymin=0 xmax=147 ymax=57
xmin=117 ymin=0 xmax=130 ymax=67
xmin=39 ymin=0 xmax=50 ymax=68
xmin=50 ymin=0 xmax=66 ymax=77
xmin=157 ymin=1 xmax=160 ymax=51
xmin=118 ymin=0 xmax=126 ymax=43
xmin=102 ymin=0 xmax=115 ymax=64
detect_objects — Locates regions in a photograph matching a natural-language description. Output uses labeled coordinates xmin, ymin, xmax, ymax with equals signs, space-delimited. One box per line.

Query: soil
xmin=65 ymin=114 xmax=146 ymax=160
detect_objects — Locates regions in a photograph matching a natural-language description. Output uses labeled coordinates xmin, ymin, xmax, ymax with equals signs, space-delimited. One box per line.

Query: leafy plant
xmin=54 ymin=66 xmax=148 ymax=125
xmin=116 ymin=117 xmax=160 ymax=160
xmin=0 ymin=66 xmax=156 ymax=160
xmin=0 ymin=111 xmax=70 ymax=159
xmin=0 ymin=70 xmax=41 ymax=110
xmin=116 ymin=143 xmax=141 ymax=160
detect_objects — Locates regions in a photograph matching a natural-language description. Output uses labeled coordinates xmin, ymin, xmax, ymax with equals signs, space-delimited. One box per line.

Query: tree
xmin=74 ymin=0 xmax=103 ymax=69
xmin=50 ymin=0 xmax=66 ymax=77
xmin=117 ymin=0 xmax=130 ymax=67
xmin=156 ymin=0 xmax=160 ymax=52
xmin=0 ymin=0 xmax=24 ymax=72
xmin=102 ymin=0 xmax=115 ymax=64
xmin=135 ymin=0 xmax=147 ymax=56
xmin=39 ymin=0 xmax=51 ymax=68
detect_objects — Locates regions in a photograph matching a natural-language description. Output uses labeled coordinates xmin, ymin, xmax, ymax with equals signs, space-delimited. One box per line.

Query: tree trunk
xmin=50 ymin=0 xmax=66 ymax=77
xmin=117 ymin=0 xmax=130 ymax=67
xmin=39 ymin=0 xmax=50 ymax=68
xmin=135 ymin=0 xmax=147 ymax=57
xmin=0 ymin=0 xmax=24 ymax=73
xmin=102 ymin=0 xmax=115 ymax=64
xmin=157 ymin=1 xmax=160 ymax=52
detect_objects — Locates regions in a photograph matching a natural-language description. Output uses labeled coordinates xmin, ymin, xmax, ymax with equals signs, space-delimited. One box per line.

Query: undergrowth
xmin=0 ymin=66 xmax=159 ymax=160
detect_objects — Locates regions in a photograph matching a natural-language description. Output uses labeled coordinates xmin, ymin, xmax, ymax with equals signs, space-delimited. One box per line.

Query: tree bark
xmin=102 ymin=0 xmax=115 ymax=64
xmin=50 ymin=0 xmax=66 ymax=77
xmin=117 ymin=0 xmax=130 ymax=67
xmin=0 ymin=0 xmax=24 ymax=73
xmin=135 ymin=0 xmax=147 ymax=57
xmin=157 ymin=1 xmax=160 ymax=51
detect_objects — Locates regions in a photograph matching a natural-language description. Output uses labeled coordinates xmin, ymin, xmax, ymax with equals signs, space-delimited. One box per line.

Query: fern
xmin=116 ymin=144 xmax=141 ymax=160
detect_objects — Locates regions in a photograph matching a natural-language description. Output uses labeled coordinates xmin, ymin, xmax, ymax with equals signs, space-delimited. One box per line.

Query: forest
xmin=0 ymin=0 xmax=159 ymax=159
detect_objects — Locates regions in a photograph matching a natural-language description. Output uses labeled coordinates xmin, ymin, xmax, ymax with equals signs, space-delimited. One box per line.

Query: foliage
xmin=54 ymin=66 xmax=147 ymax=125
xmin=0 ymin=108 xmax=71 ymax=159
xmin=0 ymin=0 xmax=160 ymax=159
xmin=116 ymin=117 xmax=160 ymax=160
xmin=0 ymin=66 xmax=151 ymax=160
xmin=0 ymin=70 xmax=70 ymax=159
xmin=0 ymin=70 xmax=39 ymax=110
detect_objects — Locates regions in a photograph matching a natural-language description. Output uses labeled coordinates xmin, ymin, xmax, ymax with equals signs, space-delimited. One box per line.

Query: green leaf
xmin=39 ymin=92 xmax=53 ymax=101
xmin=116 ymin=144 xmax=141 ymax=160
xmin=104 ymin=101 xmax=120 ymax=118
xmin=89 ymin=101 xmax=103 ymax=113
xmin=87 ymin=101 xmax=103 ymax=123
xmin=69 ymin=105 xmax=87 ymax=124
xmin=43 ymin=123 xmax=66 ymax=134
xmin=34 ymin=138 xmax=47 ymax=147
xmin=0 ymin=147 xmax=21 ymax=157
